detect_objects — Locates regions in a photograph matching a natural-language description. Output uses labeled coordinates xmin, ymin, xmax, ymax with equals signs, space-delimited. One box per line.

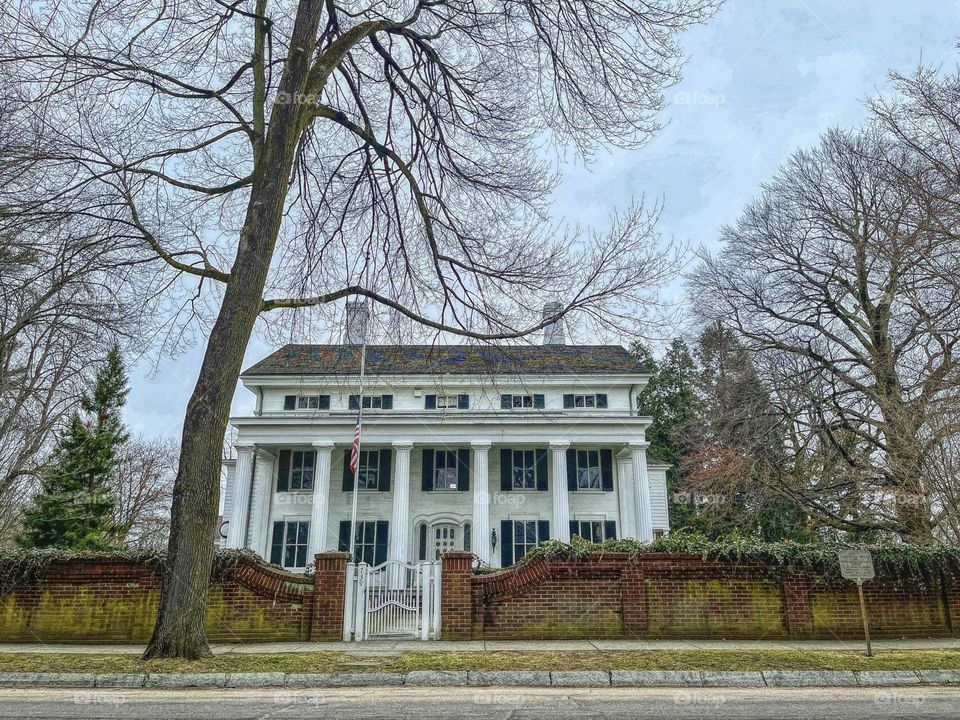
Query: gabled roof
xmin=242 ymin=344 xmax=649 ymax=377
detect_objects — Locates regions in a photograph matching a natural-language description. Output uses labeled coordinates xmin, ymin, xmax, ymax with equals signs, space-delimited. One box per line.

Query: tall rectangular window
xmin=356 ymin=450 xmax=380 ymax=490
xmin=575 ymin=450 xmax=601 ymax=490
xmin=434 ymin=450 xmax=459 ymax=490
xmin=512 ymin=520 xmax=542 ymax=564
xmin=512 ymin=450 xmax=536 ymax=490
xmin=571 ymin=520 xmax=616 ymax=543
xmin=353 ymin=520 xmax=378 ymax=565
xmin=282 ymin=521 xmax=309 ymax=569
xmin=289 ymin=450 xmax=315 ymax=490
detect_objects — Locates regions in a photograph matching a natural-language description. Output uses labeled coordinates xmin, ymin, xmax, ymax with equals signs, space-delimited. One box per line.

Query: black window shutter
xmin=537 ymin=520 xmax=550 ymax=544
xmin=421 ymin=449 xmax=435 ymax=491
xmin=500 ymin=448 xmax=512 ymax=491
xmin=596 ymin=394 xmax=608 ymax=408
xmin=563 ymin=394 xmax=574 ymax=409
xmin=337 ymin=521 xmax=351 ymax=553
xmin=458 ymin=394 xmax=469 ymax=409
xmin=600 ymin=448 xmax=614 ymax=492
xmin=381 ymin=394 xmax=393 ymax=410
xmin=270 ymin=522 xmax=285 ymax=564
xmin=379 ymin=448 xmax=392 ymax=492
xmin=566 ymin=448 xmax=577 ymax=491
xmin=535 ymin=448 xmax=548 ymax=491
xmin=457 ymin=448 xmax=470 ymax=491
xmin=277 ymin=450 xmax=291 ymax=492
xmin=500 ymin=394 xmax=511 ymax=409
xmin=318 ymin=395 xmax=330 ymax=410
xmin=425 ymin=394 xmax=437 ymax=409
xmin=348 ymin=394 xmax=359 ymax=410
xmin=374 ymin=521 xmax=389 ymax=565
xmin=342 ymin=448 xmax=354 ymax=491
xmin=570 ymin=521 xmax=579 ymax=539
xmin=500 ymin=520 xmax=513 ymax=567
xmin=604 ymin=520 xmax=617 ymax=540
xmin=284 ymin=395 xmax=296 ymax=410
xmin=533 ymin=394 xmax=545 ymax=409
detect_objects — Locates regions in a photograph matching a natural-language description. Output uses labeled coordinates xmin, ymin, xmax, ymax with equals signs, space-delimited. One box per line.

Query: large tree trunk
xmin=143 ymin=0 xmax=325 ymax=659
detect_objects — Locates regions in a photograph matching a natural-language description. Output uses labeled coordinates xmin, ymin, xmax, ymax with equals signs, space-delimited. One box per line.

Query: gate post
xmin=440 ymin=552 xmax=473 ymax=640
xmin=310 ymin=552 xmax=351 ymax=641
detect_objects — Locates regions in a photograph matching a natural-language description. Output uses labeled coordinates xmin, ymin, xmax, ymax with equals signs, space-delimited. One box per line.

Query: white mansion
xmin=222 ymin=307 xmax=669 ymax=571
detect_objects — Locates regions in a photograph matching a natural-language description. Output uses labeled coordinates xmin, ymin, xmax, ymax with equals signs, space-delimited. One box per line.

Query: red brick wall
xmin=0 ymin=553 xmax=348 ymax=644
xmin=441 ymin=552 xmax=473 ymax=640
xmin=457 ymin=553 xmax=960 ymax=641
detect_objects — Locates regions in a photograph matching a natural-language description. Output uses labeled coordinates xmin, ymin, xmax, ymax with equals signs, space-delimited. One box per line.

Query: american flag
xmin=348 ymin=410 xmax=362 ymax=474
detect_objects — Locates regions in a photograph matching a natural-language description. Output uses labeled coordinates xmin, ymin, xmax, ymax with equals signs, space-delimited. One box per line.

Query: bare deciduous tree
xmin=112 ymin=436 xmax=178 ymax=550
xmin=690 ymin=124 xmax=960 ymax=541
xmin=0 ymin=0 xmax=720 ymax=657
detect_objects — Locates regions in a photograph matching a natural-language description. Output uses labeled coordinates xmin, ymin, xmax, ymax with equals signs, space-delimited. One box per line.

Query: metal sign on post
xmin=838 ymin=549 xmax=875 ymax=657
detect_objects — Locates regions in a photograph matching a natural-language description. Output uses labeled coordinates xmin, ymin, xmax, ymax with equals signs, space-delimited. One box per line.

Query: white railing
xmin=343 ymin=560 xmax=442 ymax=641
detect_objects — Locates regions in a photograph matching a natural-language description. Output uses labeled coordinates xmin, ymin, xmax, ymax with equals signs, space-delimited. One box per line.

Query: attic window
xmin=283 ymin=394 xmax=330 ymax=410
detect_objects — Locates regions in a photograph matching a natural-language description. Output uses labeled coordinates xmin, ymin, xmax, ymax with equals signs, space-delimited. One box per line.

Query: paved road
xmin=0 ymin=687 xmax=957 ymax=719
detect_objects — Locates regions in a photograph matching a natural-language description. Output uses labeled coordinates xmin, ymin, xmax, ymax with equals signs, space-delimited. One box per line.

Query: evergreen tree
xmin=18 ymin=347 xmax=129 ymax=549
xmin=635 ymin=339 xmax=698 ymax=529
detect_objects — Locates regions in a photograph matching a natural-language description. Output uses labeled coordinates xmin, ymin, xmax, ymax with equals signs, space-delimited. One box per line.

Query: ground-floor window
xmin=270 ymin=520 xmax=310 ymax=569
xmin=570 ymin=519 xmax=616 ymax=544
xmin=337 ymin=520 xmax=388 ymax=565
xmin=500 ymin=519 xmax=549 ymax=566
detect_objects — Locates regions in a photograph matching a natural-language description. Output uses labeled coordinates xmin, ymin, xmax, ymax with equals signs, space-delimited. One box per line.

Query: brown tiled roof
xmin=242 ymin=344 xmax=649 ymax=377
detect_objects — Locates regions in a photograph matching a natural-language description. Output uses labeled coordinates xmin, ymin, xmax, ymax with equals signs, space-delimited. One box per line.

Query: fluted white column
xmin=389 ymin=442 xmax=413 ymax=565
xmin=616 ymin=449 xmax=638 ymax=538
xmin=308 ymin=442 xmax=334 ymax=558
xmin=631 ymin=442 xmax=654 ymax=541
xmin=471 ymin=441 xmax=492 ymax=565
xmin=550 ymin=441 xmax=571 ymax=542
xmin=249 ymin=449 xmax=275 ymax=554
xmin=227 ymin=445 xmax=255 ymax=548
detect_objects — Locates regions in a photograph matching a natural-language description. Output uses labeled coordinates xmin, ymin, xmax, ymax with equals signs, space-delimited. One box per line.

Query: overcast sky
xmin=124 ymin=0 xmax=960 ymax=442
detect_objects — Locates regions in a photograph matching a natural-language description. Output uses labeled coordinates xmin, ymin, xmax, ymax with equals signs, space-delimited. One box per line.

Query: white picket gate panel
xmin=343 ymin=560 xmax=441 ymax=641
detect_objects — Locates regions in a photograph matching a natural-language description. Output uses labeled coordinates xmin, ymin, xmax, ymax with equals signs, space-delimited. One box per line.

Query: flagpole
xmin=348 ymin=257 xmax=370 ymax=562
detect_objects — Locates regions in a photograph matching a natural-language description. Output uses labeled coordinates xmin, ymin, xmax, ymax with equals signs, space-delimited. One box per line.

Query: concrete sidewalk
xmin=1 ymin=638 xmax=957 ymax=655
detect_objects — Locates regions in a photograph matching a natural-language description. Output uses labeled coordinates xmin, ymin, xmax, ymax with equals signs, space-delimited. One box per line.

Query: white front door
xmin=432 ymin=523 xmax=458 ymax=559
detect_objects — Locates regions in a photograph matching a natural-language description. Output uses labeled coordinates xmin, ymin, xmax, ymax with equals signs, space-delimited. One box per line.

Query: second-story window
xmin=277 ymin=450 xmax=315 ymax=491
xmin=356 ymin=450 xmax=380 ymax=490
xmin=283 ymin=394 xmax=330 ymax=410
xmin=349 ymin=394 xmax=394 ymax=410
xmin=563 ymin=393 xmax=608 ymax=409
xmin=434 ymin=450 xmax=459 ymax=490
xmin=500 ymin=393 xmax=545 ymax=409
xmin=512 ymin=450 xmax=536 ymax=490
xmin=574 ymin=449 xmax=602 ymax=490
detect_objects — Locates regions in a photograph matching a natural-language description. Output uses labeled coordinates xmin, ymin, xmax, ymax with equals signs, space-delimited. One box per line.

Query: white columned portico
xmin=227 ymin=444 xmax=256 ymax=549
xmin=616 ymin=449 xmax=638 ymax=538
xmin=471 ymin=441 xmax=492 ymax=566
xmin=631 ymin=442 xmax=654 ymax=541
xmin=550 ymin=441 xmax=571 ymax=542
xmin=389 ymin=441 xmax=413 ymax=566
xmin=308 ymin=441 xmax=334 ymax=557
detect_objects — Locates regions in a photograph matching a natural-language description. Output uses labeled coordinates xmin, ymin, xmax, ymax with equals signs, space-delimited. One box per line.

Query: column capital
xmin=549 ymin=440 xmax=570 ymax=450
xmin=234 ymin=443 xmax=256 ymax=453
xmin=627 ymin=441 xmax=651 ymax=451
xmin=392 ymin=440 xmax=414 ymax=450
xmin=312 ymin=440 xmax=335 ymax=451
xmin=470 ymin=440 xmax=493 ymax=450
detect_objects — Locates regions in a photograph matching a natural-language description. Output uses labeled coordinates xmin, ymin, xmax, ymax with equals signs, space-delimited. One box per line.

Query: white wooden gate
xmin=343 ymin=560 xmax=442 ymax=641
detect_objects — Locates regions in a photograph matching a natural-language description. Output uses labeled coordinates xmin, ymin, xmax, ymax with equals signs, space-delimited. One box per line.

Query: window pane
xmin=523 ymin=396 xmax=532 ymax=407
xmin=513 ymin=395 xmax=523 ymax=408
xmin=524 ymin=450 xmax=534 ymax=466
xmin=592 ymin=523 xmax=603 ymax=543
xmin=577 ymin=450 xmax=588 ymax=468
xmin=308 ymin=396 xmax=318 ymax=409
xmin=303 ymin=452 xmax=315 ymax=468
xmin=588 ymin=450 xmax=600 ymax=466
xmin=372 ymin=396 xmax=382 ymax=408
xmin=585 ymin=396 xmax=595 ymax=407
xmin=295 ymin=546 xmax=307 ymax=568
xmin=297 ymin=522 xmax=309 ymax=543
xmin=575 ymin=395 xmax=585 ymax=407
xmin=514 ymin=522 xmax=524 ymax=544
xmin=588 ymin=468 xmax=601 ymax=489
xmin=464 ymin=523 xmax=471 ymax=551
xmin=291 ymin=468 xmax=302 ymax=489
xmin=297 ymin=397 xmax=307 ymax=409
xmin=284 ymin=545 xmax=296 ymax=567
xmin=363 ymin=522 xmax=375 ymax=543
xmin=525 ymin=522 xmax=537 ymax=544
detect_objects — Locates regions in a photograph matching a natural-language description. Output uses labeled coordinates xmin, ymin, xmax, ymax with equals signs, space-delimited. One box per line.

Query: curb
xmin=0 ymin=669 xmax=957 ymax=689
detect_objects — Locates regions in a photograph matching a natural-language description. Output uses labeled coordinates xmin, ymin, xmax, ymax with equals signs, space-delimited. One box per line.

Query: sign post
xmin=838 ymin=549 xmax=875 ymax=657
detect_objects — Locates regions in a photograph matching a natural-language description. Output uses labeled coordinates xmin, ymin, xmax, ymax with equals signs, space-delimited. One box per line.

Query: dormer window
xmin=283 ymin=394 xmax=330 ymax=410
xmin=348 ymin=394 xmax=394 ymax=410
xmin=563 ymin=393 xmax=608 ymax=409
xmin=500 ymin=393 xmax=545 ymax=410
